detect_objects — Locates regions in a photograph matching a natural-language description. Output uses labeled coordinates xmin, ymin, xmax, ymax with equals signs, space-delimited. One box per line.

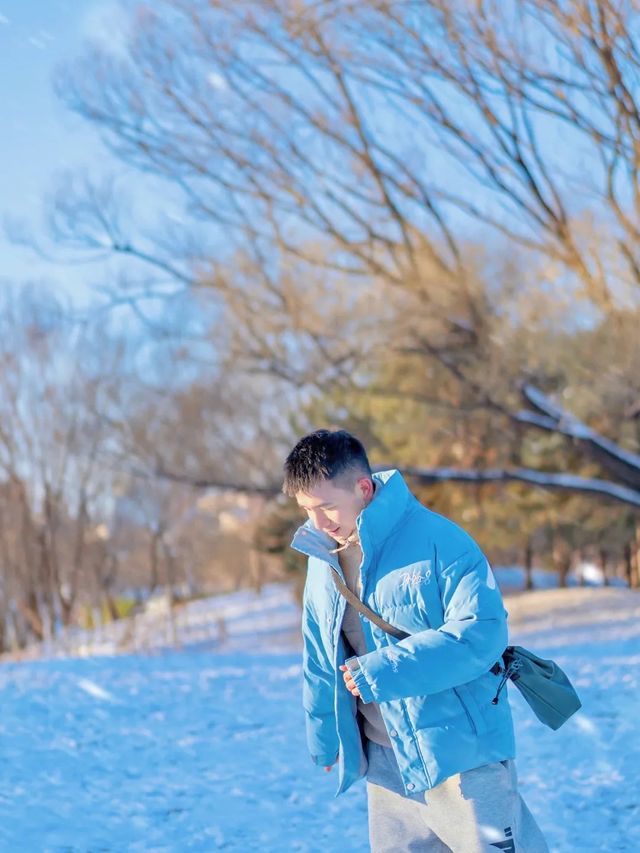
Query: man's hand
xmin=323 ymin=755 xmax=338 ymax=772
xmin=339 ymin=663 xmax=361 ymax=698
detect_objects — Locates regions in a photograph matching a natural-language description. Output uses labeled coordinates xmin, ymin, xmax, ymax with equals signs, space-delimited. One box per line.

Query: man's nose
xmin=310 ymin=509 xmax=327 ymax=529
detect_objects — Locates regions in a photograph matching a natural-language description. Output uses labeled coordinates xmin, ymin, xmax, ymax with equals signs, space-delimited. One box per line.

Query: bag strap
xmin=330 ymin=565 xmax=504 ymax=675
xmin=329 ymin=566 xmax=410 ymax=640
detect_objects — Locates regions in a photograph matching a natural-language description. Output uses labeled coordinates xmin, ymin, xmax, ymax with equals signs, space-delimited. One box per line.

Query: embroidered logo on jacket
xmin=400 ymin=568 xmax=431 ymax=589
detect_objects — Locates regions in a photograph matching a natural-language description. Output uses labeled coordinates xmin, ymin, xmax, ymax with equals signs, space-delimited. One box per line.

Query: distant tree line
xmin=3 ymin=0 xmax=640 ymax=651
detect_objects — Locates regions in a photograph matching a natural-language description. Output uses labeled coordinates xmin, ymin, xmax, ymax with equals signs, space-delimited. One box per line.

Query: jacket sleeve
xmin=345 ymin=549 xmax=508 ymax=704
xmin=302 ymin=592 xmax=339 ymax=765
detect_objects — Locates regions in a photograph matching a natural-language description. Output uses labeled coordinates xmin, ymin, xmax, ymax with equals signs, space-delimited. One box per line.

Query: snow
xmin=504 ymin=588 xmax=640 ymax=852
xmin=207 ymin=71 xmax=228 ymax=91
xmin=404 ymin=464 xmax=640 ymax=507
xmin=521 ymin=384 xmax=640 ymax=476
xmin=7 ymin=583 xmax=301 ymax=660
xmin=1 ymin=585 xmax=639 ymax=851
xmin=493 ymin=565 xmax=627 ymax=593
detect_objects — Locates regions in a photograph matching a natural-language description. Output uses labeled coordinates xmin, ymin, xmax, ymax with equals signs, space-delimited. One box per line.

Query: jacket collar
xmin=290 ymin=469 xmax=414 ymax=563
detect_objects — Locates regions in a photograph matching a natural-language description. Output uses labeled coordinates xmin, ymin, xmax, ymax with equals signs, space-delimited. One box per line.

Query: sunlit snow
xmin=0 ymin=584 xmax=638 ymax=851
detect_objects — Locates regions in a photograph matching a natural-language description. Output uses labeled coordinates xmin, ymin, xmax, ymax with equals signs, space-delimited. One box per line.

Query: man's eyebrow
xmin=298 ymin=500 xmax=334 ymax=509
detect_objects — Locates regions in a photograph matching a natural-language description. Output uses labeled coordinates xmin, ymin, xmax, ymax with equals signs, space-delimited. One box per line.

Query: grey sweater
xmin=339 ymin=541 xmax=392 ymax=749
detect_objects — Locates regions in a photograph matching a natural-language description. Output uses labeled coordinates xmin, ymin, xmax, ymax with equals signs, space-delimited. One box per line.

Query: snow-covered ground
xmin=0 ymin=585 xmax=638 ymax=852
xmin=493 ymin=564 xmax=627 ymax=592
xmin=4 ymin=583 xmax=302 ymax=661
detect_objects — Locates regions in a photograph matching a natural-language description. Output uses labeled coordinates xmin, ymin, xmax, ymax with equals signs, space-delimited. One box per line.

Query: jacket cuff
xmin=311 ymin=751 xmax=338 ymax=766
xmin=345 ymin=655 xmax=376 ymax=704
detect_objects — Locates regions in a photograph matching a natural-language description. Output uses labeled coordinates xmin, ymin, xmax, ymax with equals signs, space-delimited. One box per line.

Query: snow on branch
xmin=398 ymin=465 xmax=640 ymax=509
xmin=517 ymin=384 xmax=640 ymax=489
xmin=146 ymin=456 xmax=640 ymax=510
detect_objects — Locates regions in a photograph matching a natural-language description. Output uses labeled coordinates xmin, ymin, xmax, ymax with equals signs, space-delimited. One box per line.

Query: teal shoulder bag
xmin=330 ymin=567 xmax=582 ymax=730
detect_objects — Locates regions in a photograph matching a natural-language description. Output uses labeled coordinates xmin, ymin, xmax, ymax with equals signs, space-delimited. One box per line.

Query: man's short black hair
xmin=283 ymin=429 xmax=372 ymax=496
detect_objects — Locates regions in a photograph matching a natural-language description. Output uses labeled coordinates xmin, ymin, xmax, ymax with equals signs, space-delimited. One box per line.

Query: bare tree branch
xmin=518 ymin=383 xmax=640 ymax=488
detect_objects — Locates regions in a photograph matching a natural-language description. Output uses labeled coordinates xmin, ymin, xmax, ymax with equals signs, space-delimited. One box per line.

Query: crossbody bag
xmin=330 ymin=566 xmax=582 ymax=730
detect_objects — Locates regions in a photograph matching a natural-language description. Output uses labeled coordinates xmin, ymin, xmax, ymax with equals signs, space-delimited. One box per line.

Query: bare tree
xmin=33 ymin=0 xmax=640 ymax=526
xmin=0 ymin=287 xmax=132 ymax=649
xmin=53 ymin=1 xmax=640 ymax=296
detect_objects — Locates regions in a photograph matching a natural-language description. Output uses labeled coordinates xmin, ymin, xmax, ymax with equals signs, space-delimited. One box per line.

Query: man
xmin=285 ymin=429 xmax=549 ymax=853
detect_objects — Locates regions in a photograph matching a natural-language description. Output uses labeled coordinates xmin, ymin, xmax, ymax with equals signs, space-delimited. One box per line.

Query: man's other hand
xmin=324 ymin=753 xmax=339 ymax=771
xmin=339 ymin=663 xmax=361 ymax=698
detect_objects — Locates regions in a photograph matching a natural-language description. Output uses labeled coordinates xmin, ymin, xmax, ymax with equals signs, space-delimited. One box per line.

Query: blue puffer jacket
xmin=291 ymin=469 xmax=516 ymax=797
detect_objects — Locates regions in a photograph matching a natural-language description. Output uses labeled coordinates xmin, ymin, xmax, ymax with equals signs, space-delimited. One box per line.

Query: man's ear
xmin=356 ymin=476 xmax=375 ymax=502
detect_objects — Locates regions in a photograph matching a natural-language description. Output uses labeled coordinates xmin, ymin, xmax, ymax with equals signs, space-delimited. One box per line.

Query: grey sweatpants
xmin=366 ymin=741 xmax=549 ymax=853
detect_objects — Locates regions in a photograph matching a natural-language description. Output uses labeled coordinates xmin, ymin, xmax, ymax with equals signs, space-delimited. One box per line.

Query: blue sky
xmin=0 ymin=0 xmax=126 ymax=305
xmin=0 ymin=1 xmax=610 ymax=316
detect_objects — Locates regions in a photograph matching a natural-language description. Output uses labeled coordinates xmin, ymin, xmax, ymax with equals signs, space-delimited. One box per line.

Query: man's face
xmin=295 ymin=476 xmax=374 ymax=543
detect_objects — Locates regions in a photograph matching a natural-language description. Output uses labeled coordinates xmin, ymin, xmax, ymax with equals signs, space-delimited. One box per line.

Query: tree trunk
xmin=552 ymin=536 xmax=572 ymax=588
xmin=631 ymin=524 xmax=640 ymax=589
xmin=624 ymin=543 xmax=633 ymax=587
xmin=523 ymin=539 xmax=534 ymax=591
xmin=19 ymin=590 xmax=44 ymax=642
xmin=599 ymin=548 xmax=610 ymax=587
xmin=0 ymin=613 xmax=6 ymax=654
xmin=578 ymin=548 xmax=586 ymax=587
xmin=59 ymin=594 xmax=74 ymax=627
xmin=249 ymin=548 xmax=264 ymax=594
xmin=148 ymin=531 xmax=161 ymax=596
xmin=104 ymin=593 xmax=119 ymax=622
xmin=558 ymin=556 xmax=572 ymax=588
xmin=162 ymin=540 xmax=179 ymax=647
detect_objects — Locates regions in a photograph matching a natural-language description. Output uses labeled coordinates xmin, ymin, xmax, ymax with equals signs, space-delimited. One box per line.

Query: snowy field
xmin=0 ymin=585 xmax=638 ymax=852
